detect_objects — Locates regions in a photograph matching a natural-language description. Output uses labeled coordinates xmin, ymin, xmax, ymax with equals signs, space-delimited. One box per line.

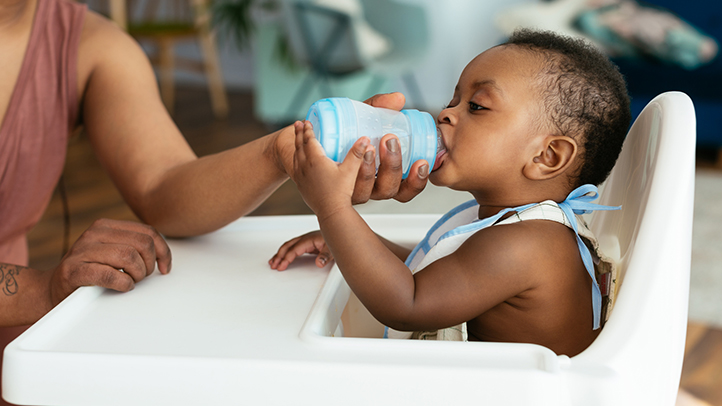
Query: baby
xmin=269 ymin=29 xmax=631 ymax=357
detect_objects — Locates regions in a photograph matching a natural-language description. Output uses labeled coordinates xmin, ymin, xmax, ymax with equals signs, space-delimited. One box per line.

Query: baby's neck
xmin=471 ymin=187 xmax=572 ymax=220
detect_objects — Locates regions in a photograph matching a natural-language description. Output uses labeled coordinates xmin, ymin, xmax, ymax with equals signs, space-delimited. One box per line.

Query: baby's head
xmin=504 ymin=29 xmax=631 ymax=187
xmin=432 ymin=29 xmax=630 ymax=198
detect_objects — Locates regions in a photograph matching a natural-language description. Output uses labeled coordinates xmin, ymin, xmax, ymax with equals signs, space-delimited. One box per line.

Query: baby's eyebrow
xmin=471 ymin=79 xmax=503 ymax=97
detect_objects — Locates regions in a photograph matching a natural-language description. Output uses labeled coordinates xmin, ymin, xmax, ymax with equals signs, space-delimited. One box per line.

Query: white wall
xmin=402 ymin=0 xmax=536 ymax=115
xmin=161 ymin=0 xmax=536 ymax=116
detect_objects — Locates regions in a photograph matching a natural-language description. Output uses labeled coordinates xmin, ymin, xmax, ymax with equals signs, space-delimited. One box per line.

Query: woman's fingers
xmin=80 ymin=219 xmax=171 ymax=276
xmin=351 ymin=142 xmax=377 ymax=204
xmin=364 ymin=92 xmax=405 ymax=112
xmin=49 ymin=219 xmax=173 ymax=305
xmin=394 ymin=159 xmax=429 ymax=203
xmin=369 ymin=134 xmax=403 ymax=200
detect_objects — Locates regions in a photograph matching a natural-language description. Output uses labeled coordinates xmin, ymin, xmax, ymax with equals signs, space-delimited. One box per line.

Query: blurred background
xmin=31 ymin=0 xmax=722 ymax=404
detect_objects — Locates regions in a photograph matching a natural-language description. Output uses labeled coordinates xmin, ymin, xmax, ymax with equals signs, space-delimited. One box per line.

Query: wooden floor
xmin=26 ymin=87 xmax=722 ymax=405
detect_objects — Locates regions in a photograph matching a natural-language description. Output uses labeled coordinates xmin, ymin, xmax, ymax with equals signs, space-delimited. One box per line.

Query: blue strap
xmin=404 ymin=199 xmax=478 ymax=268
xmin=434 ymin=203 xmax=537 ymax=245
xmin=557 ymin=185 xmax=620 ymax=330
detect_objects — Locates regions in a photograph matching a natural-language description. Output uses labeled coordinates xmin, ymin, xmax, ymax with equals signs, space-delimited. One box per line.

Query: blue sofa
xmin=609 ymin=1 xmax=722 ymax=153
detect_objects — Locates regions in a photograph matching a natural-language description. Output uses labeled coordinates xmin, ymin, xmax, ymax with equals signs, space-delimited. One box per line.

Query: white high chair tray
xmin=3 ymin=215 xmax=583 ymax=405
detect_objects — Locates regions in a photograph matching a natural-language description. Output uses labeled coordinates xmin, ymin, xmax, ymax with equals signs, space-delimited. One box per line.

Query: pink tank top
xmin=0 ymin=0 xmax=86 ymax=266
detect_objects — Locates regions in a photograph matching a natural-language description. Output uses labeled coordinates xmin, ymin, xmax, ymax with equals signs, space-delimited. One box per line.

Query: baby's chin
xmin=428 ymin=171 xmax=446 ymax=187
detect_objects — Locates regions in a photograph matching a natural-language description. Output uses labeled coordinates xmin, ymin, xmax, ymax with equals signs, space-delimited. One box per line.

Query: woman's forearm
xmin=133 ymin=127 xmax=294 ymax=237
xmin=0 ymin=264 xmax=53 ymax=326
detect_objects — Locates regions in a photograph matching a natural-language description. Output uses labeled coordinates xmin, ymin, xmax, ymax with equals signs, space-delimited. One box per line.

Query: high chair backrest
xmin=572 ymin=92 xmax=695 ymax=405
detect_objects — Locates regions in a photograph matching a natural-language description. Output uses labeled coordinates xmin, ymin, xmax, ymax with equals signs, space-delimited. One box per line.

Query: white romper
xmin=385 ymin=185 xmax=619 ymax=341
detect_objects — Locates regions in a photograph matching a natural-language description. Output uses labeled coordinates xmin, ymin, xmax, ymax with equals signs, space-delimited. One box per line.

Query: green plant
xmin=212 ymin=0 xmax=298 ymax=69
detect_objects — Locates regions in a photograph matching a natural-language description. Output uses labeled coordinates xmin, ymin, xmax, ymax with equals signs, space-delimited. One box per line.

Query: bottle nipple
xmin=436 ymin=131 xmax=445 ymax=154
xmin=432 ymin=130 xmax=446 ymax=172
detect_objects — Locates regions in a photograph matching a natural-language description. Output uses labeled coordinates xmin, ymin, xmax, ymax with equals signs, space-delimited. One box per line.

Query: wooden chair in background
xmin=98 ymin=0 xmax=229 ymax=118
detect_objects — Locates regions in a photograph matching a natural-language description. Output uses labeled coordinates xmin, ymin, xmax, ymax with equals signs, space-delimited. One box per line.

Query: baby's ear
xmin=523 ymin=136 xmax=577 ymax=180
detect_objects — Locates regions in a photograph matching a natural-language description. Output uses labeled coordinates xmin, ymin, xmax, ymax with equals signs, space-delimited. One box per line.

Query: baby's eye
xmin=468 ymin=101 xmax=487 ymax=111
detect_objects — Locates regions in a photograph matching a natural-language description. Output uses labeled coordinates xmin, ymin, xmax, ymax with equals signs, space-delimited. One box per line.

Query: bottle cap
xmin=306 ymin=98 xmax=358 ymax=161
xmin=401 ymin=109 xmax=438 ymax=177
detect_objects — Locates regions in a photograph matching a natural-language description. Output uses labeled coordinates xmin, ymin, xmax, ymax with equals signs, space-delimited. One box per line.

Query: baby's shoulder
xmin=458 ymin=219 xmax=581 ymax=277
xmin=472 ymin=216 xmax=577 ymax=248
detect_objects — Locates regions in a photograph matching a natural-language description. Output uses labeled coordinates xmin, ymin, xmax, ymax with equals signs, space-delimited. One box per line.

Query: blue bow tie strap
xmin=558 ymin=184 xmax=621 ymax=330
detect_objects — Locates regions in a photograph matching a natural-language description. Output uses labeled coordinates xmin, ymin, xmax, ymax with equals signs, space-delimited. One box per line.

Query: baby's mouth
xmin=432 ymin=129 xmax=446 ymax=172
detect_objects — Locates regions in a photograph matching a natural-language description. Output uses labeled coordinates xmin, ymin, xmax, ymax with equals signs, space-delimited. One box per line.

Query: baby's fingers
xmin=296 ymin=121 xmax=322 ymax=153
xmin=269 ymin=236 xmax=321 ymax=271
xmin=339 ymin=136 xmax=373 ymax=180
xmin=293 ymin=121 xmax=306 ymax=164
xmin=269 ymin=236 xmax=302 ymax=268
xmin=315 ymin=244 xmax=334 ymax=268
xmin=293 ymin=121 xmax=330 ymax=176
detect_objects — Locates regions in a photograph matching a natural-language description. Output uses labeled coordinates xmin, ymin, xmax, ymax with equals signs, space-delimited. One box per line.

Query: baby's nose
xmin=437 ymin=109 xmax=454 ymax=125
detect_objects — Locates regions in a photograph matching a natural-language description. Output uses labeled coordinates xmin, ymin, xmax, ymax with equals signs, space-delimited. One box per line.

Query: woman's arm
xmin=0 ymin=264 xmax=54 ymax=326
xmin=77 ymin=13 xmax=287 ymax=236
xmin=77 ymin=13 xmax=430 ymax=237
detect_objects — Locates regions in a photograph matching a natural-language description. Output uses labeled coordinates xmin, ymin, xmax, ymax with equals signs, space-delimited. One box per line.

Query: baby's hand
xmin=291 ymin=120 xmax=373 ymax=218
xmin=269 ymin=231 xmax=333 ymax=271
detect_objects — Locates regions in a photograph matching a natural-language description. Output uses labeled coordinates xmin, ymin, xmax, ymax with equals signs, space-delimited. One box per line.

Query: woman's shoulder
xmin=76 ymin=10 xmax=151 ymax=97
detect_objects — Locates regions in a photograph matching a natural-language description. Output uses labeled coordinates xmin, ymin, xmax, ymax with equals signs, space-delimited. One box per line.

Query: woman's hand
xmin=354 ymin=92 xmax=430 ymax=203
xmin=48 ymin=218 xmax=172 ymax=306
xmin=269 ymin=231 xmax=332 ymax=271
xmin=274 ymin=92 xmax=430 ymax=204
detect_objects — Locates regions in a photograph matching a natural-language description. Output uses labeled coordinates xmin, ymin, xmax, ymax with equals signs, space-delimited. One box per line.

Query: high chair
xmin=299 ymin=91 xmax=696 ymax=405
xmin=574 ymin=91 xmax=696 ymax=404
xmin=1 ymin=93 xmax=695 ymax=405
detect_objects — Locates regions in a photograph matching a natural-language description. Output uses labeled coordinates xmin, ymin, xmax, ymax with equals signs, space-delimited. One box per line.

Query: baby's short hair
xmin=504 ymin=29 xmax=631 ymax=187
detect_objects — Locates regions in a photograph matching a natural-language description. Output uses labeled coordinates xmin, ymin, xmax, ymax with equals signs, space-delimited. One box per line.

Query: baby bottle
xmin=305 ymin=97 xmax=440 ymax=178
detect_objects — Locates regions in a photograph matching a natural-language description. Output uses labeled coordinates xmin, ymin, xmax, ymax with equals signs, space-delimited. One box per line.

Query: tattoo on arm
xmin=0 ymin=264 xmax=23 ymax=296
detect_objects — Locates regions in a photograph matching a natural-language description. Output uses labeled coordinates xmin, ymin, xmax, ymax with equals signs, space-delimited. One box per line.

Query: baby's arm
xmin=291 ymin=121 xmax=541 ymax=331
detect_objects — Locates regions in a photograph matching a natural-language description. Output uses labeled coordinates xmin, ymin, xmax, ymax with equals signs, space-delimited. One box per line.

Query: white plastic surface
xmin=574 ymin=91 xmax=696 ymax=405
xmin=2 ymin=93 xmax=694 ymax=406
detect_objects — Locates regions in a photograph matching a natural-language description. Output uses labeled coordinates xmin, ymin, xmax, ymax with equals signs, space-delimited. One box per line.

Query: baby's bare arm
xmin=402 ymin=220 xmax=584 ymax=332
xmin=371 ymin=223 xmax=547 ymax=332
xmin=291 ymin=120 xmax=544 ymax=331
xmin=318 ymin=208 xmax=562 ymax=332
xmin=373 ymin=235 xmax=412 ymax=262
